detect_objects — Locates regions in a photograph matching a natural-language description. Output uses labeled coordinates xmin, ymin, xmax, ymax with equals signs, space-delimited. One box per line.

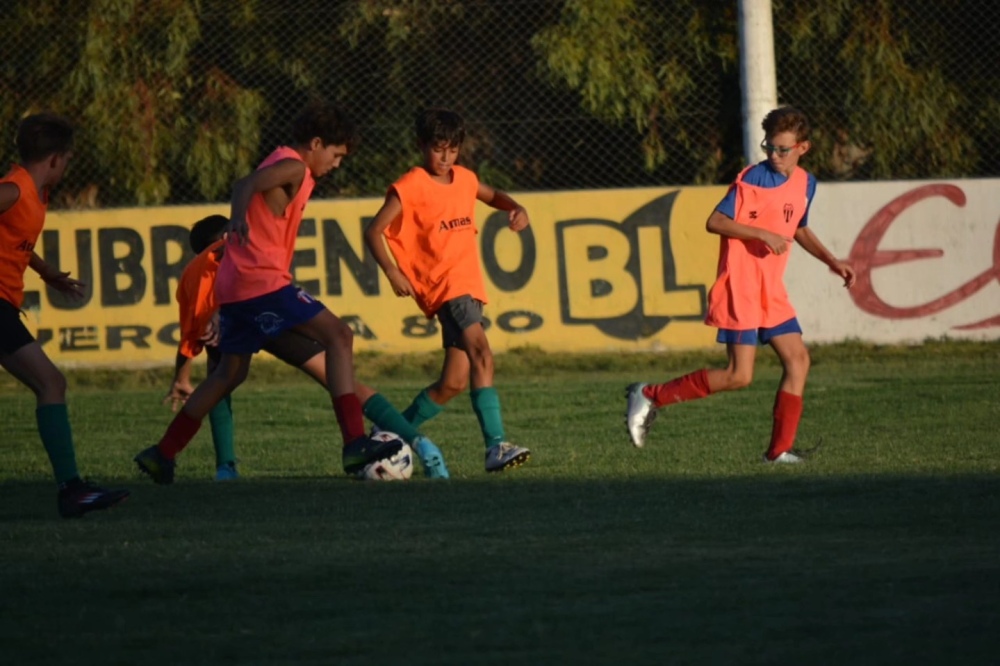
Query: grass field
xmin=1 ymin=341 xmax=999 ymax=665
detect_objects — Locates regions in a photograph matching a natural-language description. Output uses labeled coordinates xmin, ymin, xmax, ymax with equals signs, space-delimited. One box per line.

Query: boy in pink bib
xmin=625 ymin=107 xmax=855 ymax=463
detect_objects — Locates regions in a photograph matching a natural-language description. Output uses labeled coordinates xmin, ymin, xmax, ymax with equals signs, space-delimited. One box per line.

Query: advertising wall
xmin=20 ymin=179 xmax=999 ymax=366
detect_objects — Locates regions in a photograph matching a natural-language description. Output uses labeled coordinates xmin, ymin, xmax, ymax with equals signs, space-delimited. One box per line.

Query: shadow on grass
xmin=1 ymin=474 xmax=998 ymax=665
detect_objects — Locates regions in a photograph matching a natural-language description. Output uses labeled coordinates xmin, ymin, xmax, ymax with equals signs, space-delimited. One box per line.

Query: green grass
xmin=1 ymin=341 xmax=999 ymax=665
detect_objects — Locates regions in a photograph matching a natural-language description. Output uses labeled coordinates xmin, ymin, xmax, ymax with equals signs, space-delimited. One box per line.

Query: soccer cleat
xmin=134 ymin=445 xmax=176 ymax=484
xmin=342 ymin=435 xmax=404 ymax=476
xmin=625 ymin=382 xmax=657 ymax=448
xmin=485 ymin=441 xmax=531 ymax=473
xmin=215 ymin=461 xmax=239 ymax=481
xmin=57 ymin=478 xmax=130 ymax=518
xmin=412 ymin=435 xmax=449 ymax=479
xmin=763 ymin=451 xmax=804 ymax=464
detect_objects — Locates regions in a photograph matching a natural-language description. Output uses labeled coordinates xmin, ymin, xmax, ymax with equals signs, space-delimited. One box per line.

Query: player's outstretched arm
xmin=477 ymin=183 xmax=529 ymax=231
xmin=706 ymin=209 xmax=792 ymax=255
xmin=794 ymin=226 xmax=856 ymax=288
xmin=364 ymin=191 xmax=414 ymax=297
xmin=29 ymin=252 xmax=85 ymax=299
xmin=228 ymin=158 xmax=306 ymax=246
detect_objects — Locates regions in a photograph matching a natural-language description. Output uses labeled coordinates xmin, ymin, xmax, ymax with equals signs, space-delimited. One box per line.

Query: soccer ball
xmin=361 ymin=431 xmax=414 ymax=481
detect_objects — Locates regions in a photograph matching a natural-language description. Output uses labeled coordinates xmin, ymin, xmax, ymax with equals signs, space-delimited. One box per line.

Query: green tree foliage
xmin=0 ymin=0 xmax=996 ymax=207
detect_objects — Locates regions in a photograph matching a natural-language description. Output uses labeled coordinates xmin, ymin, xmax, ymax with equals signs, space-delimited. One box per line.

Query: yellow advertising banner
xmin=24 ymin=187 xmax=726 ymax=365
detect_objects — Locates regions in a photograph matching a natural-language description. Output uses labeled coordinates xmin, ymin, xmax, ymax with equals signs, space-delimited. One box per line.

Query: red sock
xmin=642 ymin=369 xmax=712 ymax=408
xmin=766 ymin=391 xmax=804 ymax=460
xmin=157 ymin=410 xmax=202 ymax=460
xmin=333 ymin=393 xmax=365 ymax=444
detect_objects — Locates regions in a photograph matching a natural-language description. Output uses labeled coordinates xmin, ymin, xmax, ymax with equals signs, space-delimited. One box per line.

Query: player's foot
xmin=485 ymin=441 xmax=531 ymax=472
xmin=134 ymin=446 xmax=176 ymax=484
xmin=342 ymin=435 xmax=403 ymax=476
xmin=215 ymin=461 xmax=239 ymax=481
xmin=763 ymin=451 xmax=804 ymax=464
xmin=413 ymin=435 xmax=449 ymax=479
xmin=625 ymin=382 xmax=657 ymax=447
xmin=57 ymin=478 xmax=130 ymax=518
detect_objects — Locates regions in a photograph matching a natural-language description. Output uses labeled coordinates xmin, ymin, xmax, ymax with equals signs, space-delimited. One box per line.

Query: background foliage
xmin=0 ymin=0 xmax=996 ymax=207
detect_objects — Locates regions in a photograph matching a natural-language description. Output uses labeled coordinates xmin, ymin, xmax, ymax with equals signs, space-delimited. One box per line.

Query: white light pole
xmin=738 ymin=0 xmax=779 ymax=165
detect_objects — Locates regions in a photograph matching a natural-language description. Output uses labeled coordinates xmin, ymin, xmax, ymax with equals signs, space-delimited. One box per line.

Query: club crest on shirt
xmin=783 ymin=203 xmax=794 ymax=223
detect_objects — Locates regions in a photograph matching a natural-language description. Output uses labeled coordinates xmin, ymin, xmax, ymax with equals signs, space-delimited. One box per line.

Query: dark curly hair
xmin=762 ymin=107 xmax=811 ymax=142
xmin=16 ymin=113 xmax=74 ymax=163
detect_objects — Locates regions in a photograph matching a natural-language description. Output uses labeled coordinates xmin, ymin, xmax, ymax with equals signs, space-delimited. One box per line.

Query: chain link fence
xmin=1 ymin=0 xmax=997 ymax=208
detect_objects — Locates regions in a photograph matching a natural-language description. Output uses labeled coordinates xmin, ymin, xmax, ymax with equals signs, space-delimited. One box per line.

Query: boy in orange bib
xmin=0 ymin=113 xmax=129 ymax=517
xmin=625 ymin=107 xmax=856 ymax=463
xmin=365 ymin=108 xmax=531 ymax=473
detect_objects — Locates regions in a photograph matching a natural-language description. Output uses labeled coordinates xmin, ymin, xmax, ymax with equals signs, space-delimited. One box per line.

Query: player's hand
xmin=761 ymin=230 xmax=793 ymax=255
xmin=226 ymin=216 xmax=250 ymax=246
xmin=508 ymin=206 xmax=530 ymax=232
xmin=201 ymin=312 xmax=221 ymax=348
xmin=387 ymin=267 xmax=415 ymax=297
xmin=162 ymin=381 xmax=195 ymax=412
xmin=831 ymin=261 xmax=856 ymax=288
xmin=40 ymin=270 xmax=86 ymax=299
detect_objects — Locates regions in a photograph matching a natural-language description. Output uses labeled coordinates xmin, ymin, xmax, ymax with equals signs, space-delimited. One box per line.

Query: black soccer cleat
xmin=342 ymin=435 xmax=404 ymax=476
xmin=57 ymin=478 xmax=130 ymax=518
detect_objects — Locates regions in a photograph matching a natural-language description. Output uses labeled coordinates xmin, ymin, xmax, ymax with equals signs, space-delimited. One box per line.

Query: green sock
xmin=470 ymin=387 xmax=505 ymax=448
xmin=401 ymin=389 xmax=444 ymax=428
xmin=208 ymin=394 xmax=235 ymax=467
xmin=363 ymin=393 xmax=420 ymax=443
xmin=36 ymin=404 xmax=79 ymax=484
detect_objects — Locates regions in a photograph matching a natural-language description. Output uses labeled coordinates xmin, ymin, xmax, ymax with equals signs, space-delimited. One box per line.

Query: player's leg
xmin=136 ymin=352 xmax=252 ymax=484
xmin=763 ymin=320 xmax=810 ymax=463
xmin=625 ymin=331 xmax=757 ymax=447
xmin=204 ymin=346 xmax=238 ymax=480
xmin=0 ymin=304 xmax=128 ymax=517
xmin=402 ymin=345 xmax=468 ymax=428
xmin=442 ymin=298 xmax=529 ymax=472
xmin=288 ymin=297 xmax=402 ymax=475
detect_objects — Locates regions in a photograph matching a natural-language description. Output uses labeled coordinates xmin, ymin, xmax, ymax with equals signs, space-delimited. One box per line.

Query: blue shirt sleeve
xmin=715 ymin=162 xmax=816 ymax=228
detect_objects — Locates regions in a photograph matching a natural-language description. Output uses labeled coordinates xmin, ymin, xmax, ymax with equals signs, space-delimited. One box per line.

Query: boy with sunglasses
xmin=625 ymin=106 xmax=855 ymax=463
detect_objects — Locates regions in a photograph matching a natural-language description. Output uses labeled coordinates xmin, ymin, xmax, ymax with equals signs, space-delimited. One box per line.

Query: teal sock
xmin=208 ymin=394 xmax=235 ymax=467
xmin=36 ymin=404 xmax=79 ymax=484
xmin=363 ymin=393 xmax=420 ymax=443
xmin=470 ymin=387 xmax=505 ymax=448
xmin=401 ymin=389 xmax=444 ymax=428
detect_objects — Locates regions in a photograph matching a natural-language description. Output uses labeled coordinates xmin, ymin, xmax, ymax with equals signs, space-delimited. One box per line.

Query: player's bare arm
xmin=477 ymin=183 xmax=529 ymax=232
xmin=29 ymin=252 xmax=86 ymax=299
xmin=706 ymin=209 xmax=792 ymax=255
xmin=363 ymin=190 xmax=414 ymax=297
xmin=794 ymin=226 xmax=856 ymax=288
xmin=0 ymin=181 xmax=20 ymax=214
xmin=228 ymin=158 xmax=306 ymax=245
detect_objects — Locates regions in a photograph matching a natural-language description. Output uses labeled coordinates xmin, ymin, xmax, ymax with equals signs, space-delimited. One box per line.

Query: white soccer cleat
xmin=625 ymin=383 xmax=657 ymax=448
xmin=485 ymin=441 xmax=530 ymax=472
xmin=763 ymin=451 xmax=804 ymax=464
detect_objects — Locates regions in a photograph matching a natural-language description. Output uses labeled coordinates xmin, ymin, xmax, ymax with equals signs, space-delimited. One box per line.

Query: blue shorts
xmin=716 ymin=317 xmax=802 ymax=346
xmin=218 ymin=285 xmax=326 ymax=355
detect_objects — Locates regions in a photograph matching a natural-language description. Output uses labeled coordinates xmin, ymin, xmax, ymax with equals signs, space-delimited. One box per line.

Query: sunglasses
xmin=760 ymin=140 xmax=802 ymax=157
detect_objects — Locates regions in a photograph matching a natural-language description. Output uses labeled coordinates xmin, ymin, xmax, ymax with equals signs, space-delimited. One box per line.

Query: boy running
xmin=625 ymin=107 xmax=856 ymax=463
xmin=0 ymin=113 xmax=129 ymax=517
xmin=364 ymin=108 xmax=531 ymax=473
xmin=135 ymin=102 xmax=402 ymax=483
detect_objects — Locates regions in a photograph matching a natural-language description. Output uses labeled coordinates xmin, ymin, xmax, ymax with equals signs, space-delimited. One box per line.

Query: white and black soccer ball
xmin=361 ymin=431 xmax=414 ymax=481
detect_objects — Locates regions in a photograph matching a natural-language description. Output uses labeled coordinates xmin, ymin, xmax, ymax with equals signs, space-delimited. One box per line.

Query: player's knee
xmin=785 ymin=348 xmax=811 ymax=376
xmin=329 ymin=319 xmax=354 ymax=348
xmin=724 ymin=369 xmax=754 ymax=391
xmin=37 ymin=369 xmax=68 ymax=402
xmin=437 ymin=377 xmax=468 ymax=400
xmin=467 ymin=345 xmax=493 ymax=374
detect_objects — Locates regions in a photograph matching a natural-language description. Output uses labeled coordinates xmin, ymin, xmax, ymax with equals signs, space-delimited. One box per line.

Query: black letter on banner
xmin=60 ymin=326 xmax=99 ymax=351
xmin=323 ymin=218 xmax=379 ymax=296
xmin=107 ymin=325 xmax=152 ymax=350
xmin=480 ymin=210 xmax=535 ymax=292
xmin=151 ymin=226 xmax=194 ymax=305
xmin=402 ymin=316 xmax=437 ymax=338
xmin=292 ymin=218 xmax=321 ymax=295
xmin=40 ymin=229 xmax=94 ymax=309
xmin=158 ymin=323 xmax=180 ymax=347
xmin=496 ymin=310 xmax=543 ymax=333
xmin=99 ymin=228 xmax=146 ymax=306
